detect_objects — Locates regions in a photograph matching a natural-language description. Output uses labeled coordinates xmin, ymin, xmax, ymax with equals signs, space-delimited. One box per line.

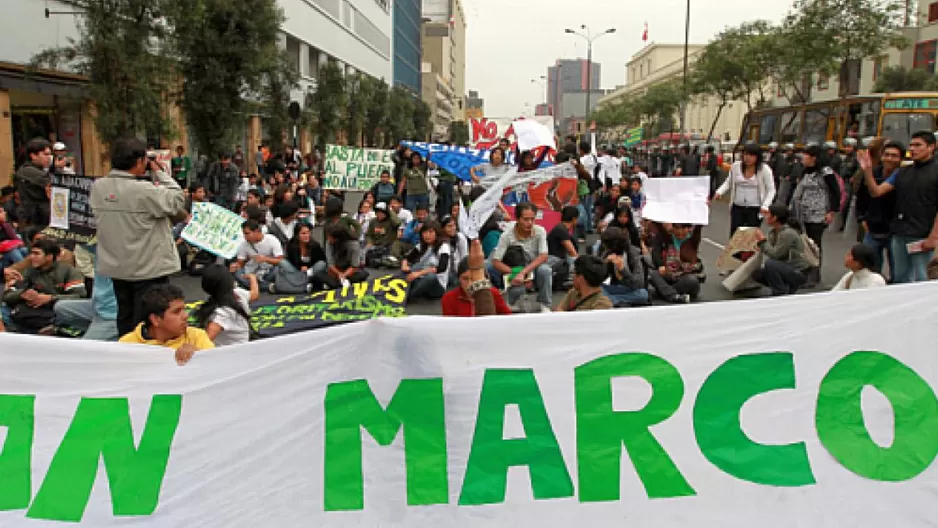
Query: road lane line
xmin=703 ymin=237 xmax=726 ymax=250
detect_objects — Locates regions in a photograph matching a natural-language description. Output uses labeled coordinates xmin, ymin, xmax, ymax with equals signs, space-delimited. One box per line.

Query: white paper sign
xmin=642 ymin=176 xmax=711 ymax=225
xmin=461 ymin=167 xmax=518 ymax=239
xmin=512 ymin=119 xmax=557 ymax=153
xmin=49 ymin=186 xmax=70 ymax=229
xmin=2 ymin=284 xmax=938 ymax=526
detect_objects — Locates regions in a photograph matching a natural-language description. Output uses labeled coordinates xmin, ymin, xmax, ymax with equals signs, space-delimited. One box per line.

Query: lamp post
xmin=564 ymin=25 xmax=616 ymax=130
xmin=531 ymin=76 xmax=547 ymax=114
xmin=680 ymin=0 xmax=691 ymax=136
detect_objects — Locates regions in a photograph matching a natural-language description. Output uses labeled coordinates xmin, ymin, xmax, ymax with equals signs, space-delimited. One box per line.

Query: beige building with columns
xmin=421 ymin=0 xmax=467 ymax=128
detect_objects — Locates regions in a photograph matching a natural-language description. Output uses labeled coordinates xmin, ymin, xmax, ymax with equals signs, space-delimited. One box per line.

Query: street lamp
xmin=680 ymin=0 xmax=691 ymax=137
xmin=564 ymin=26 xmax=616 ymax=134
xmin=531 ymin=77 xmax=548 ymax=113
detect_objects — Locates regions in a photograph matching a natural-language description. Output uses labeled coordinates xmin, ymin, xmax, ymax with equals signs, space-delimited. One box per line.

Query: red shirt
xmin=440 ymin=287 xmax=513 ymax=317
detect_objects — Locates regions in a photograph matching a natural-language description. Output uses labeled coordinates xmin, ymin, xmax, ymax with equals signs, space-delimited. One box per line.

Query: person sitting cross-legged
xmin=119 ymin=283 xmax=214 ymax=366
xmin=599 ymin=226 xmax=649 ymax=306
xmin=229 ymin=219 xmax=286 ymax=293
xmin=315 ymin=224 xmax=369 ymax=290
xmin=487 ymin=202 xmax=553 ymax=313
xmin=555 ymin=255 xmax=614 ymax=312
xmin=2 ymin=239 xmax=87 ymax=333
xmin=751 ymin=204 xmax=811 ymax=296
xmin=831 ymin=243 xmax=887 ymax=292
xmin=646 ymin=222 xmax=702 ymax=304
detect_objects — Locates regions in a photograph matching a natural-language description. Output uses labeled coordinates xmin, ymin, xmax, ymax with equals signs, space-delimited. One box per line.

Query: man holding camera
xmin=90 ymin=138 xmax=186 ymax=336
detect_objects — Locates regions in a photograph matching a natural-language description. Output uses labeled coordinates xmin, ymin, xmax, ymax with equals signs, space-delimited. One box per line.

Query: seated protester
xmin=354 ymin=199 xmax=376 ymax=251
xmin=229 ymin=219 xmax=285 ymax=292
xmin=647 ymin=222 xmax=702 ymax=304
xmin=751 ymin=205 xmax=811 ymax=296
xmin=0 ymin=206 xmax=26 ymax=273
xmin=316 ymin=224 xmax=369 ymax=290
xmin=243 ymin=204 xmax=268 ymax=232
xmin=547 ymin=205 xmax=579 ymax=285
xmin=599 ymin=226 xmax=649 ymax=306
xmin=596 ymin=185 xmax=623 ymax=222
xmin=2 ymin=239 xmax=87 ymax=333
xmin=628 ymin=177 xmax=646 ymax=227
xmin=439 ymin=215 xmax=468 ymax=266
xmin=195 ymin=264 xmax=259 ymax=347
xmin=592 ymin=203 xmax=642 ymax=255
xmin=555 ymin=255 xmax=614 ymax=312
xmin=488 ymin=202 xmax=553 ymax=312
xmin=268 ymin=200 xmax=300 ymax=248
xmin=285 ymin=223 xmax=328 ymax=279
xmin=119 ymin=284 xmax=214 ymax=366
xmin=388 ymin=195 xmax=413 ymax=225
xmin=6 ymin=229 xmax=77 ymax=277
xmin=322 ymin=197 xmax=362 ymax=243
xmin=364 ymin=202 xmax=401 ymax=267
xmin=479 ymin=214 xmax=504 ymax=258
xmin=831 ymin=243 xmax=887 ymax=292
xmin=370 ymin=169 xmax=397 ymax=203
xmin=393 ymin=202 xmax=429 ymax=259
xmin=185 ymin=183 xmax=208 ymax=214
xmin=441 ymin=256 xmax=512 ymax=316
xmin=53 ymin=245 xmax=119 ymax=341
xmin=401 ymin=221 xmax=451 ymax=301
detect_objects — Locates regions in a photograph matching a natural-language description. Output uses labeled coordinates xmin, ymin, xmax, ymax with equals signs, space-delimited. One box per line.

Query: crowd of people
xmin=2 ymin=129 xmax=937 ymax=363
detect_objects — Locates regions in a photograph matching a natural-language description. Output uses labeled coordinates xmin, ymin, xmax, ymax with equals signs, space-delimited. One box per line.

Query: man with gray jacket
xmin=90 ymin=137 xmax=186 ymax=336
xmin=207 ymin=153 xmax=240 ymax=210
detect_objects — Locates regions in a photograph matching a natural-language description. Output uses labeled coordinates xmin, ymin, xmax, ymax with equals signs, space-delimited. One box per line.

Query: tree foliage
xmin=448 ymin=120 xmax=470 ymax=145
xmin=311 ymin=61 xmax=347 ymax=146
xmin=364 ymin=78 xmax=390 ymax=147
xmin=413 ymin=99 xmax=433 ymax=142
xmin=31 ymin=0 xmax=175 ymax=146
xmin=259 ymin=52 xmax=296 ymax=149
xmin=873 ymin=65 xmax=938 ymax=92
xmin=384 ymin=86 xmax=416 ymax=147
xmin=167 ymin=0 xmax=287 ymax=158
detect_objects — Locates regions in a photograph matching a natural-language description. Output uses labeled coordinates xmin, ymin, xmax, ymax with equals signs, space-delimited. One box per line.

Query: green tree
xmin=384 ymin=86 xmax=416 ymax=146
xmin=448 ymin=120 xmax=470 ymax=145
xmin=413 ymin=99 xmax=433 ymax=142
xmin=31 ymin=0 xmax=175 ymax=147
xmin=167 ymin=0 xmax=288 ymax=158
xmin=364 ymin=78 xmax=389 ymax=147
xmin=345 ymin=73 xmax=375 ymax=147
xmin=873 ymin=65 xmax=934 ymax=92
xmin=312 ymin=61 xmax=347 ymax=145
xmin=637 ymin=79 xmax=685 ymax=137
xmin=258 ymin=52 xmax=296 ymax=149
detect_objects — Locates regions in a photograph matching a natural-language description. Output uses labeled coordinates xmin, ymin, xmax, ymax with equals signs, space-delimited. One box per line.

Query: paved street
xmin=175 ymin=194 xmax=860 ymax=315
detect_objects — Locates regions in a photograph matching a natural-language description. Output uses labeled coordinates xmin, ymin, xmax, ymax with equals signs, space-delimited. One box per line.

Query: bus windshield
xmin=882 ymin=113 xmax=936 ymax=145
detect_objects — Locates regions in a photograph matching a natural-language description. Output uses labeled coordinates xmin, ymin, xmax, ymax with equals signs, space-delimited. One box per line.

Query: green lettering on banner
xmin=324 ymin=159 xmax=338 ymax=175
xmin=459 ymin=369 xmax=573 ymax=506
xmin=351 ymin=148 xmax=364 ymax=162
xmin=694 ymin=353 xmax=815 ymax=486
xmin=26 ymin=395 xmax=182 ymax=521
xmin=324 ymin=379 xmax=447 ymax=511
xmin=816 ymin=351 xmax=938 ymax=481
xmin=367 ymin=150 xmax=378 ymax=162
xmin=0 ymin=395 xmax=35 ymax=511
xmin=574 ymin=353 xmax=695 ymax=501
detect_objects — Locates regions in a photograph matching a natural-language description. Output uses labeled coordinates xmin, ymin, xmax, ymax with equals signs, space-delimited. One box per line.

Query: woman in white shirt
xmin=832 ymin=244 xmax=887 ymax=291
xmin=401 ymin=221 xmax=452 ymax=300
xmin=715 ymin=143 xmax=776 ymax=236
xmin=195 ymin=264 xmax=260 ymax=347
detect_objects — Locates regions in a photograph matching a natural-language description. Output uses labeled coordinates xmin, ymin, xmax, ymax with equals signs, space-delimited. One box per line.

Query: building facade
xmin=546 ymin=59 xmax=601 ymax=122
xmin=393 ymin=0 xmax=422 ymax=94
xmin=559 ymin=90 xmax=608 ymax=135
xmin=422 ymin=62 xmax=454 ymax=140
xmin=421 ymin=0 xmax=467 ymax=121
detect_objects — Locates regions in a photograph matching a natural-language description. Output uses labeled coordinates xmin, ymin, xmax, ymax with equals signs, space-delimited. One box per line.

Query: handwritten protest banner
xmin=322 ymin=144 xmax=394 ymax=191
xmin=4 ymin=284 xmax=938 ymax=526
xmin=44 ymin=174 xmax=97 ymax=244
xmin=181 ymin=201 xmax=245 ymax=259
xmin=185 ymin=275 xmax=408 ymax=337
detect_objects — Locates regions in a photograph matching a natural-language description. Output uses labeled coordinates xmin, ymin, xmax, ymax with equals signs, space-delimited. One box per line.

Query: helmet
xmin=823 ymin=141 xmax=837 ymax=150
xmin=768 ymin=141 xmax=779 ymax=149
xmin=843 ymin=137 xmax=858 ymax=147
xmin=861 ymin=136 xmax=875 ymax=148
xmin=784 ymin=143 xmax=795 ymax=151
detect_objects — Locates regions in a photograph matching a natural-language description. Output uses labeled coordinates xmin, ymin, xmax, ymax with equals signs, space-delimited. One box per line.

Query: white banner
xmin=468 ymin=116 xmax=555 ymax=150
xmin=2 ymin=284 xmax=938 ymax=526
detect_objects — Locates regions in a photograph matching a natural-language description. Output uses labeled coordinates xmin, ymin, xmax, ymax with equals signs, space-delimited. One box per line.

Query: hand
xmin=301 ymin=266 xmax=308 ymax=272
xmin=252 ymin=255 xmax=267 ymax=263
xmin=754 ymin=230 xmax=766 ymax=243
xmin=405 ymin=272 xmax=419 ymax=282
xmin=924 ymin=237 xmax=938 ymax=251
xmin=29 ymin=294 xmax=53 ymax=307
xmin=658 ymin=266 xmax=667 ymax=275
xmin=21 ymin=289 xmax=38 ymax=302
xmin=175 ymin=344 xmax=198 ymax=366
xmin=824 ymin=212 xmax=835 ymax=225
xmin=714 ymin=193 xmax=722 ymax=201
xmin=510 ymin=274 xmax=525 ymax=287
xmin=857 ymin=150 xmax=872 ymax=172
xmin=468 ymin=239 xmax=484 ymax=270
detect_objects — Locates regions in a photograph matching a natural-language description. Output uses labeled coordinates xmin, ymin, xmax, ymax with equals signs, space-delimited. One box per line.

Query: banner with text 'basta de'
xmin=2 ymin=284 xmax=938 ymax=526
xmin=322 ymin=144 xmax=394 ymax=191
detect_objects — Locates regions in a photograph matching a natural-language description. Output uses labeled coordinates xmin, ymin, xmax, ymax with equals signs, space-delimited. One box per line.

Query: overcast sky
xmin=463 ymin=0 xmax=797 ymax=116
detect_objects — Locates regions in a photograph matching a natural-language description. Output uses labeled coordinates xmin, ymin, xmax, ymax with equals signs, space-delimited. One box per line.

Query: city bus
xmin=738 ymin=92 xmax=938 ymax=150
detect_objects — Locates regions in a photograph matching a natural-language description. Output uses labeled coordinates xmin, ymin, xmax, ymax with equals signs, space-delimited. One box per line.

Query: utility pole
xmin=679 ymin=0 xmax=690 ymax=136
xmin=565 ymin=25 xmax=616 ymax=142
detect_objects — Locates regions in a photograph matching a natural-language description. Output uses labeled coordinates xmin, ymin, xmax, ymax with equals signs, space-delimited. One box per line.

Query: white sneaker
xmin=540 ymin=304 xmax=552 ymax=313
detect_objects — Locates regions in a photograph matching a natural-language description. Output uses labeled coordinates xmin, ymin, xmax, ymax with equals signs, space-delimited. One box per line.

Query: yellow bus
xmin=739 ymin=92 xmax=938 ymax=149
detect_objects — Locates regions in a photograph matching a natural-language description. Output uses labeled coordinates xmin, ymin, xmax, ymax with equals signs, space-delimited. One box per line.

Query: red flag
xmin=642 ymin=22 xmax=648 ymax=42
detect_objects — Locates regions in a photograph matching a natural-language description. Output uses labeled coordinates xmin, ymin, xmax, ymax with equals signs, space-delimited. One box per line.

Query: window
xmin=929 ymin=1 xmax=938 ymax=22
xmin=914 ymin=40 xmax=938 ymax=74
xmin=803 ymin=108 xmax=830 ymax=145
xmin=757 ymin=114 xmax=779 ymax=145
xmin=883 ymin=113 xmax=936 ymax=146
xmin=873 ymin=56 xmax=888 ymax=81
xmin=777 ymin=83 xmax=784 ymax=98
xmin=779 ymin=111 xmax=802 ymax=144
xmin=308 ymin=47 xmax=321 ymax=81
xmin=817 ymin=72 xmax=829 ymax=90
xmin=285 ymin=35 xmax=301 ymax=76
xmin=353 ymin=7 xmax=390 ymax=55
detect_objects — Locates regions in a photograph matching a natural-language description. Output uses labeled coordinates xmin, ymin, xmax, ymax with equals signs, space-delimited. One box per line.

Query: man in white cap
xmin=823 ymin=140 xmax=842 ymax=177
xmin=52 ymin=142 xmax=76 ymax=175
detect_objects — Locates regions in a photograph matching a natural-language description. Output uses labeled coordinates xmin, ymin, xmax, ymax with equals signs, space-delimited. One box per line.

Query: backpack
xmin=829 ymin=169 xmax=848 ymax=214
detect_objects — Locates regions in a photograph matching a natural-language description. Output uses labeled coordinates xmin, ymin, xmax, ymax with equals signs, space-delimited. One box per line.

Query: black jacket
xmin=285 ymin=238 xmax=327 ymax=271
xmin=855 ymin=165 xmax=897 ymax=236
xmin=890 ymin=158 xmax=938 ymax=238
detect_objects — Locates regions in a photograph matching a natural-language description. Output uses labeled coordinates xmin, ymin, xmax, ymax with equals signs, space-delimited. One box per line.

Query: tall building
xmin=421 ymin=0 xmax=467 ymax=121
xmin=393 ymin=0 xmax=422 ymax=94
xmin=466 ymin=89 xmax=484 ymax=120
xmin=546 ymin=58 xmax=601 ymax=121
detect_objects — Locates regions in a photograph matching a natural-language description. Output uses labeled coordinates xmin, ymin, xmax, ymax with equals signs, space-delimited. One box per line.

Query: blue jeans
xmin=890 ymin=235 xmax=934 ymax=284
xmin=863 ymin=232 xmax=894 ymax=278
xmin=578 ymin=194 xmax=594 ymax=234
xmin=602 ymin=284 xmax=649 ymax=305
xmin=487 ymin=262 xmax=553 ymax=306
xmin=54 ymin=299 xmax=120 ymax=341
xmin=437 ymin=181 xmax=454 ymax=218
xmin=405 ymin=194 xmax=430 ymax=214
xmin=1 ymin=246 xmax=27 ymax=273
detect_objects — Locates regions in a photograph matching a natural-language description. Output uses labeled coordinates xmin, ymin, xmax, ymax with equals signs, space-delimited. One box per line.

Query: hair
xmin=418 ymin=220 xmax=443 ymax=251
xmin=32 ymin=238 xmax=60 ymax=260
xmin=110 ymin=137 xmax=148 ymax=170
xmin=882 ymin=140 xmax=906 ymax=162
xmin=247 ymin=189 xmax=262 ymax=201
xmin=767 ymin=204 xmax=800 ymax=231
xmin=189 ymin=183 xmax=205 ymax=194
xmin=515 ymin=202 xmax=538 ymax=218
xmin=26 ymin=138 xmax=51 ymax=158
xmin=574 ymin=255 xmax=607 ymax=287
xmin=561 ymin=205 xmax=580 ymax=223
xmin=1 ymin=185 xmax=14 ymax=198
xmin=911 ymin=130 xmax=937 ymax=146
xmin=414 ymin=202 xmax=429 ymax=213
xmin=489 ymin=147 xmax=506 ymax=164
xmin=324 ymin=197 xmax=344 ymax=218
xmin=601 ymin=226 xmax=630 ymax=254
xmin=380 ymin=169 xmax=391 ymax=178
xmin=410 ymin=151 xmax=424 ymax=165
xmin=742 ymin=143 xmax=764 ymax=171
xmin=244 ymin=205 xmax=265 ymax=225
xmin=273 ymin=184 xmax=293 ymax=204
xmin=850 ymin=243 xmax=877 ymax=271
xmin=140 ymin=284 xmax=186 ymax=326
xmin=610 ymin=205 xmax=641 ymax=247
xmin=555 ymin=151 xmax=571 ymax=163
xmin=325 ymin=223 xmax=353 ymax=243
xmin=195 ymin=264 xmax=252 ymax=330
xmin=242 ymin=219 xmax=262 ymax=232
xmin=578 ymin=141 xmax=591 ymax=155
xmin=276 ymin=200 xmax=299 ymax=219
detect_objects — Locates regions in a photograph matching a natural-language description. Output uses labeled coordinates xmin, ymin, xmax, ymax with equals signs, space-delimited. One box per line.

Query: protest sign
xmin=624 ymin=126 xmax=643 ymax=147
xmin=642 ymin=176 xmax=711 ymax=225
xmin=512 ymin=119 xmax=556 ymax=152
xmin=3 ymin=283 xmax=938 ymax=526
xmin=322 ymin=144 xmax=394 ymax=191
xmin=468 ymin=116 xmax=554 ymax=150
xmin=403 ymin=141 xmax=504 ymax=182
xmin=43 ymin=174 xmax=97 ymax=244
xmin=716 ymin=227 xmax=762 ymax=273
xmin=181 ymin=201 xmax=245 ymax=259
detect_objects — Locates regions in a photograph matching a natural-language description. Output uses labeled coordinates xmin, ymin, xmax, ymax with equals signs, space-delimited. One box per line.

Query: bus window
xmin=779 ymin=111 xmax=801 ymax=143
xmin=859 ymin=102 xmax=879 ymax=138
xmin=882 ymin=113 xmax=936 ymax=145
xmin=804 ymin=108 xmax=830 ymax=145
xmin=758 ymin=114 xmax=779 ymax=145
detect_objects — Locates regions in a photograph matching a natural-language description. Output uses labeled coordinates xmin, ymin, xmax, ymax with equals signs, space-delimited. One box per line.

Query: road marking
xmin=703 ymin=237 xmax=726 ymax=251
